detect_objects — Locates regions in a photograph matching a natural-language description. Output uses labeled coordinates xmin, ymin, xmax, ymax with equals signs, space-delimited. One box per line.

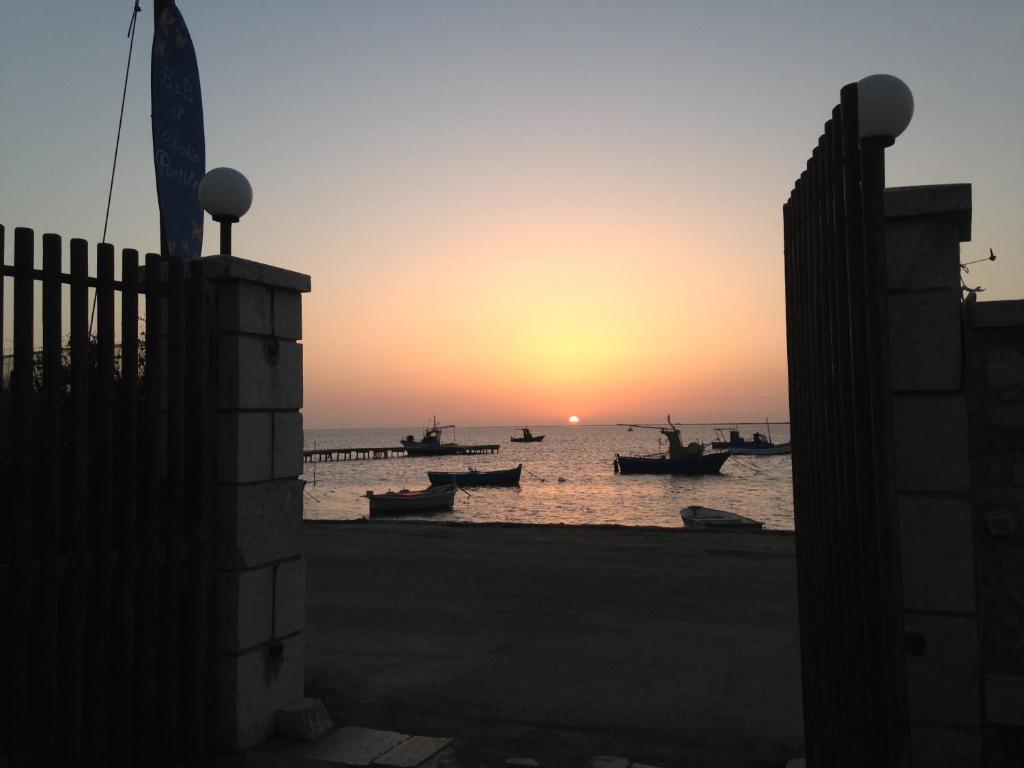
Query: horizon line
xmin=304 ymin=421 xmax=792 ymax=430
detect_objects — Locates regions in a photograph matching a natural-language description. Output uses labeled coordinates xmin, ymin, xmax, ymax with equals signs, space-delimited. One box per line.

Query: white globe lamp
xmin=198 ymin=167 xmax=253 ymax=255
xmin=857 ymin=74 xmax=914 ymax=144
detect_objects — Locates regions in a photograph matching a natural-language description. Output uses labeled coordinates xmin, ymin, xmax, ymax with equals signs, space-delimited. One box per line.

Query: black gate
xmin=783 ymin=84 xmax=909 ymax=766
xmin=0 ymin=226 xmax=216 ymax=766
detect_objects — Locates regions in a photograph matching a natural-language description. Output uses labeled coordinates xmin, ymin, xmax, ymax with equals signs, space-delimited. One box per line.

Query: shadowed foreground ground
xmin=303 ymin=521 xmax=803 ymax=768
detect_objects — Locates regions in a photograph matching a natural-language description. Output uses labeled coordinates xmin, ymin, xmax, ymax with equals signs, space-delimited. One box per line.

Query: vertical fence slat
xmin=829 ymin=112 xmax=869 ymax=734
xmin=806 ymin=146 xmax=832 ymax=759
xmin=0 ymin=224 xmax=6 ymax=765
xmin=68 ymin=238 xmax=91 ymax=764
xmin=161 ymin=255 xmax=185 ymax=765
xmin=38 ymin=234 xmax=63 ymax=768
xmin=184 ymin=259 xmax=210 ymax=765
xmin=0 ymin=224 xmax=4 ymax=384
xmin=113 ymin=248 xmax=139 ymax=765
xmin=822 ymin=119 xmax=860 ymax=759
xmin=823 ymin=135 xmax=856 ymax=761
xmin=137 ymin=252 xmax=165 ymax=764
xmin=89 ymin=243 xmax=116 ymax=763
xmin=794 ymin=170 xmax=825 ymax=755
xmin=0 ymin=224 xmax=4 ymax=392
xmin=785 ymin=191 xmax=816 ymax=762
xmin=10 ymin=227 xmax=35 ymax=767
xmin=793 ymin=165 xmax=815 ymax=750
xmin=0 ymin=224 xmax=5 ymax=560
xmin=799 ymin=157 xmax=826 ymax=759
xmin=860 ymin=132 xmax=908 ymax=764
xmin=840 ymin=84 xmax=887 ymax=765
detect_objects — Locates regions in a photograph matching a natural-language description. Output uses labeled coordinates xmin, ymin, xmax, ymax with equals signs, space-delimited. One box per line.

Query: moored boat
xmin=710 ymin=424 xmax=791 ymax=455
xmin=680 ymin=505 xmax=764 ymax=530
xmin=730 ymin=443 xmax=791 ymax=456
xmin=510 ymin=427 xmax=545 ymax=443
xmin=401 ymin=417 xmax=461 ymax=456
xmin=615 ymin=416 xmax=730 ymax=475
xmin=616 ymin=451 xmax=731 ymax=475
xmin=364 ymin=483 xmax=458 ymax=514
xmin=427 ymin=464 xmax=522 ymax=487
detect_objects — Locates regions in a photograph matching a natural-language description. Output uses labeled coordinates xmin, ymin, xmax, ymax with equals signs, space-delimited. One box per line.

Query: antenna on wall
xmin=961 ymin=248 xmax=997 ymax=296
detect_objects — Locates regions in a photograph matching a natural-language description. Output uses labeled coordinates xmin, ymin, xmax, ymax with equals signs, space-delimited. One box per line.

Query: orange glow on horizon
xmin=297 ymin=140 xmax=793 ymax=428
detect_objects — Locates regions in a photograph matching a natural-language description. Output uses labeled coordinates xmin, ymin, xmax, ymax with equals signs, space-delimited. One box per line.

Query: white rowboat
xmin=680 ymin=505 xmax=764 ymax=530
xmin=365 ymin=483 xmax=458 ymax=514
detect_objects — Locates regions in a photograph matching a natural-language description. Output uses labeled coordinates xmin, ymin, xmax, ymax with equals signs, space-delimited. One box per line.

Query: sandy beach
xmin=303 ymin=521 xmax=803 ymax=767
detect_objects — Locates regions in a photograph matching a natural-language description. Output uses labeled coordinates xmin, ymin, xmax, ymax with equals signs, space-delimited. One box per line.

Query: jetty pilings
xmin=303 ymin=445 xmax=500 ymax=463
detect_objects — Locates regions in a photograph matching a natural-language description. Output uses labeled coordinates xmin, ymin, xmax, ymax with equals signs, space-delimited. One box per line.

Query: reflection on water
xmin=302 ymin=424 xmax=793 ymax=530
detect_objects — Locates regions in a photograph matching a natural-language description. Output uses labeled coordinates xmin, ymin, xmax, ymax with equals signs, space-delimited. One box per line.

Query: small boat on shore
xmin=427 ymin=464 xmax=522 ymax=487
xmin=510 ymin=427 xmax=545 ymax=443
xmin=365 ymin=483 xmax=458 ymax=514
xmin=680 ymin=505 xmax=764 ymax=530
xmin=615 ymin=416 xmax=730 ymax=475
xmin=710 ymin=425 xmax=791 ymax=456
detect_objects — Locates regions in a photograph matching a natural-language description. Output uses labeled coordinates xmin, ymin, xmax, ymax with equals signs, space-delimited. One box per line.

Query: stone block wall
xmin=204 ymin=255 xmax=311 ymax=753
xmin=965 ymin=298 xmax=1024 ymax=762
xmin=884 ymin=185 xmax=982 ymax=764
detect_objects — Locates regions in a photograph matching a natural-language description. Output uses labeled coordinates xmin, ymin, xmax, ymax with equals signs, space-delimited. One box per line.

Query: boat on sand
xmin=365 ymin=484 xmax=457 ymax=514
xmin=428 ymin=464 xmax=522 ymax=487
xmin=680 ymin=505 xmax=764 ymax=530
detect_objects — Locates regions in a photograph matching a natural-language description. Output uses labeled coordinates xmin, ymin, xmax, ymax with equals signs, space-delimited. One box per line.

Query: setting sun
xmin=568 ymin=416 xmax=580 ymax=424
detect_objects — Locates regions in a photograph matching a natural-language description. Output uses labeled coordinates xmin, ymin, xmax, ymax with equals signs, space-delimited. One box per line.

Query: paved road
xmin=302 ymin=521 xmax=803 ymax=768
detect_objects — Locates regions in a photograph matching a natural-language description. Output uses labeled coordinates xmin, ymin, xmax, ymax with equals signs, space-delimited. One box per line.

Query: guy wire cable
xmin=92 ymin=0 xmax=142 ymax=334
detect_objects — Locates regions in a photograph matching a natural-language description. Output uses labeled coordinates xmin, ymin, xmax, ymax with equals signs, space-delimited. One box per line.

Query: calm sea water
xmin=302 ymin=424 xmax=794 ymax=530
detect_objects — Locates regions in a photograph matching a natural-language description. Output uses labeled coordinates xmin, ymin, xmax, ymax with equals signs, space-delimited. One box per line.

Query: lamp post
xmin=857 ymin=74 xmax=914 ymax=146
xmin=198 ymin=167 xmax=253 ymax=256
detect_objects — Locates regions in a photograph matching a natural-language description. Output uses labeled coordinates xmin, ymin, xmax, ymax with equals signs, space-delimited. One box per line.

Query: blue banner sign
xmin=151 ymin=2 xmax=205 ymax=260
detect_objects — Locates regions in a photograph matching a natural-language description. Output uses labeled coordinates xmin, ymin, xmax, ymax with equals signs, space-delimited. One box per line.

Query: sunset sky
xmin=2 ymin=2 xmax=1022 ymax=427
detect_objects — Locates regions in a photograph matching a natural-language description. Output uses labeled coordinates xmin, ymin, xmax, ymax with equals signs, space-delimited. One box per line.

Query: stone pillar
xmin=204 ymin=255 xmax=311 ymax=753
xmin=964 ymin=297 xmax=1024 ymax=762
xmin=884 ymin=184 xmax=981 ymax=764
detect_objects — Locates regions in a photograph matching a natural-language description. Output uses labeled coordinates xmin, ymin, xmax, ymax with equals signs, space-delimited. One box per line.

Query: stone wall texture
xmin=886 ymin=184 xmax=1024 ymax=764
xmin=204 ymin=256 xmax=311 ymax=754
xmin=965 ymin=297 xmax=1024 ymax=762
xmin=884 ymin=185 xmax=982 ymax=766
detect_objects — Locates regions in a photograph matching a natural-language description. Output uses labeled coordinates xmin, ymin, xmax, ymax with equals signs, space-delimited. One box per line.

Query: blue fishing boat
xmin=427 ymin=464 xmax=523 ymax=487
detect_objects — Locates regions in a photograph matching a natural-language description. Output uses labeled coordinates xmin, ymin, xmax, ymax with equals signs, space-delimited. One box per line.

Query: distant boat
xmin=510 ymin=427 xmax=545 ymax=443
xmin=365 ymin=483 xmax=457 ymax=514
xmin=401 ymin=417 xmax=461 ymax=456
xmin=614 ymin=416 xmax=730 ymax=475
xmin=710 ymin=424 xmax=791 ymax=455
xmin=428 ymin=464 xmax=522 ymax=487
xmin=680 ymin=505 xmax=764 ymax=530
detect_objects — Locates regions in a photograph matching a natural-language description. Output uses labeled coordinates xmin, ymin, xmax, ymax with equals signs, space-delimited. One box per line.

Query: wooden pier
xmin=303 ymin=445 xmax=500 ymax=463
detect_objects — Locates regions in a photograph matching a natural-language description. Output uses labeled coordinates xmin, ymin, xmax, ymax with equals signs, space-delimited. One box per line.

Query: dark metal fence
xmin=783 ymin=84 xmax=909 ymax=766
xmin=0 ymin=226 xmax=215 ymax=767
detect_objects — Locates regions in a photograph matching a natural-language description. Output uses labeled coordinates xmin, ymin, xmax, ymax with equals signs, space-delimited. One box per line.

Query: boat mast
xmin=618 ymin=416 xmax=687 ymax=459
